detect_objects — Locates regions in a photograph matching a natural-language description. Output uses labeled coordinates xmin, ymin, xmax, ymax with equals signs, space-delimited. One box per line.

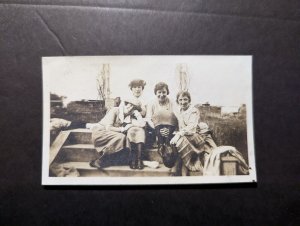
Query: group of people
xmin=89 ymin=79 xmax=218 ymax=176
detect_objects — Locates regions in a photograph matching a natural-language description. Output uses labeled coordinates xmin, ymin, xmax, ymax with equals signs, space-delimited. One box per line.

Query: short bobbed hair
xmin=154 ymin=82 xmax=169 ymax=95
xmin=128 ymin=79 xmax=146 ymax=90
xmin=176 ymin=91 xmax=191 ymax=104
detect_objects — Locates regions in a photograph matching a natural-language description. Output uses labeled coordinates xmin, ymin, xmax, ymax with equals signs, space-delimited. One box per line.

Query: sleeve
xmin=99 ymin=107 xmax=117 ymax=127
xmin=146 ymin=101 xmax=154 ymax=119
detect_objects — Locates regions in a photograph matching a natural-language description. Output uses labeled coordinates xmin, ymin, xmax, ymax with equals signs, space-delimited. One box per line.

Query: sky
xmin=43 ymin=56 xmax=252 ymax=109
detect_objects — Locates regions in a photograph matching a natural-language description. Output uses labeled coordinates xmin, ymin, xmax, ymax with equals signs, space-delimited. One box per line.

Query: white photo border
xmin=42 ymin=55 xmax=257 ymax=185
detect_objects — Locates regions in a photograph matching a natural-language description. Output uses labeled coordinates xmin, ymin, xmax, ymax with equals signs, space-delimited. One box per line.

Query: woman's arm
xmin=99 ymin=108 xmax=125 ymax=133
xmin=140 ymin=105 xmax=147 ymax=117
xmin=145 ymin=101 xmax=155 ymax=128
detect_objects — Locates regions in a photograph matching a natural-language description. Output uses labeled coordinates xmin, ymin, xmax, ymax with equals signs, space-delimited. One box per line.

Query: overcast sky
xmin=43 ymin=56 xmax=252 ymax=108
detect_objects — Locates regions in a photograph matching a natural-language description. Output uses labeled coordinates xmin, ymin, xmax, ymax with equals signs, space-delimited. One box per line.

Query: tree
xmin=97 ymin=64 xmax=111 ymax=100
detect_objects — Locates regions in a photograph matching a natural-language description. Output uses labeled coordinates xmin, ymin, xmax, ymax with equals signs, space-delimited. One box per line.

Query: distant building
xmin=195 ymin=102 xmax=222 ymax=119
xmin=66 ymin=100 xmax=106 ymax=123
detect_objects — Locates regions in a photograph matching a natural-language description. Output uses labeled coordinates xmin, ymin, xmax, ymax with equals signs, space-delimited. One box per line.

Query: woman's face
xmin=131 ymin=86 xmax=143 ymax=98
xmin=123 ymin=103 xmax=134 ymax=115
xmin=156 ymin=87 xmax=168 ymax=103
xmin=177 ymin=95 xmax=190 ymax=111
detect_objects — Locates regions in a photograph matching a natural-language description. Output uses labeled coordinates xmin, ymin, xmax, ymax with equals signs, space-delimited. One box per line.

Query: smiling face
xmin=177 ymin=94 xmax=191 ymax=111
xmin=156 ymin=87 xmax=168 ymax=103
xmin=131 ymin=86 xmax=143 ymax=98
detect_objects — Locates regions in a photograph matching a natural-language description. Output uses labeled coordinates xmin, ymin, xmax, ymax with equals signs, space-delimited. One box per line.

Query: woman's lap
xmin=92 ymin=130 xmax=130 ymax=154
xmin=127 ymin=126 xmax=145 ymax=143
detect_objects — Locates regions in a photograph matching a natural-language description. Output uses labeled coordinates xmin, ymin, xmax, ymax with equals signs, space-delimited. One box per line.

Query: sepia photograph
xmin=42 ymin=55 xmax=256 ymax=185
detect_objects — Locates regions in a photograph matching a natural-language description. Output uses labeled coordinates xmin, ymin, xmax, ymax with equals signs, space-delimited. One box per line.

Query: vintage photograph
xmin=42 ymin=56 xmax=256 ymax=185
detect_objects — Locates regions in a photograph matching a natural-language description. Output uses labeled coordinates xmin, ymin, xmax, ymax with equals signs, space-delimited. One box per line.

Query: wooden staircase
xmin=50 ymin=129 xmax=171 ymax=177
xmin=50 ymin=129 xmax=241 ymax=177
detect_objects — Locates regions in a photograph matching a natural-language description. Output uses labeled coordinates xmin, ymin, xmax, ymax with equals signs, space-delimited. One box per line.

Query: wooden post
xmin=221 ymin=153 xmax=238 ymax=175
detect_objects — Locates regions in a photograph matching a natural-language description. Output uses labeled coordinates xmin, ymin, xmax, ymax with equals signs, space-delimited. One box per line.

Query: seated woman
xmin=129 ymin=79 xmax=147 ymax=116
xmin=90 ymin=98 xmax=146 ymax=170
xmin=170 ymin=91 xmax=217 ymax=175
xmin=119 ymin=79 xmax=147 ymax=117
xmin=146 ymin=82 xmax=178 ymax=167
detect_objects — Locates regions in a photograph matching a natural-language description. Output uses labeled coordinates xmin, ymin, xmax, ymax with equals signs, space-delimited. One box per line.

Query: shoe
xmin=136 ymin=159 xmax=144 ymax=170
xmin=129 ymin=149 xmax=137 ymax=169
xmin=89 ymin=158 xmax=103 ymax=169
xmin=129 ymin=159 xmax=137 ymax=169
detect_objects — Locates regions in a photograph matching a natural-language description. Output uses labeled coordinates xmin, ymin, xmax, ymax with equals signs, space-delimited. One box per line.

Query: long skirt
xmin=92 ymin=126 xmax=145 ymax=155
xmin=92 ymin=130 xmax=130 ymax=155
xmin=175 ymin=133 xmax=217 ymax=172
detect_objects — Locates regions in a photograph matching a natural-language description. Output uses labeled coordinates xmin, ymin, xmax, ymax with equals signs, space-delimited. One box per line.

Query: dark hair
xmin=114 ymin=97 xmax=121 ymax=107
xmin=154 ymin=82 xmax=169 ymax=95
xmin=176 ymin=91 xmax=191 ymax=104
xmin=128 ymin=79 xmax=146 ymax=90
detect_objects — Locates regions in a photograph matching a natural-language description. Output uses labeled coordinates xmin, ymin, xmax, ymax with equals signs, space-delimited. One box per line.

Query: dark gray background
xmin=0 ymin=1 xmax=299 ymax=225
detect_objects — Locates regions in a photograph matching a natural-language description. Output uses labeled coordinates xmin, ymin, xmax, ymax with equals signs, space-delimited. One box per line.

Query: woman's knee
xmin=127 ymin=126 xmax=145 ymax=135
xmin=127 ymin=126 xmax=146 ymax=142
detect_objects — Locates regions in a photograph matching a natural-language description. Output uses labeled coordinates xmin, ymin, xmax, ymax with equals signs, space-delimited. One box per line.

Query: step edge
xmin=59 ymin=162 xmax=170 ymax=172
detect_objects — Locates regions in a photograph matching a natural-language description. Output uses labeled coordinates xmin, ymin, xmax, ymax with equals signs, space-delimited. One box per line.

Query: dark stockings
xmin=129 ymin=143 xmax=144 ymax=170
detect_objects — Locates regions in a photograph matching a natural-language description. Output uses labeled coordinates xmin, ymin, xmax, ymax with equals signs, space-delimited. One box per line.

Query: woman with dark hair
xmin=146 ymin=82 xmax=178 ymax=168
xmin=127 ymin=79 xmax=147 ymax=116
xmin=90 ymin=98 xmax=146 ymax=170
xmin=170 ymin=91 xmax=217 ymax=175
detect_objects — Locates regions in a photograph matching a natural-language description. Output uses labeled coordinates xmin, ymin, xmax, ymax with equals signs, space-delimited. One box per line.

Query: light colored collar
xmin=180 ymin=104 xmax=192 ymax=114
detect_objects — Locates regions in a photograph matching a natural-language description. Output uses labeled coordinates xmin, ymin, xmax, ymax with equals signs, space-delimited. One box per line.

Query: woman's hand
xmin=133 ymin=110 xmax=142 ymax=118
xmin=123 ymin=124 xmax=134 ymax=132
xmin=170 ymin=134 xmax=181 ymax=145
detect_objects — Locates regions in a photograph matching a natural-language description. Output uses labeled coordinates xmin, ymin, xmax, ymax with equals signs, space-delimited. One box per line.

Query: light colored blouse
xmin=178 ymin=105 xmax=201 ymax=135
xmin=119 ymin=95 xmax=147 ymax=117
xmin=146 ymin=97 xmax=174 ymax=119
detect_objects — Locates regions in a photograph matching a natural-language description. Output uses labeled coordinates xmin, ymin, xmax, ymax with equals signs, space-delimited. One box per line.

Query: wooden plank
xmin=221 ymin=155 xmax=238 ymax=175
xmin=49 ymin=131 xmax=71 ymax=165
xmin=58 ymin=162 xmax=171 ymax=177
xmin=63 ymin=144 xmax=95 ymax=149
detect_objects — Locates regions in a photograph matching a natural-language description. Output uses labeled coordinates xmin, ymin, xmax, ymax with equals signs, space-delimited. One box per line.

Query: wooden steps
xmin=50 ymin=129 xmax=241 ymax=177
xmin=57 ymin=143 xmax=163 ymax=163
xmin=50 ymin=129 xmax=165 ymax=177
xmin=57 ymin=162 xmax=171 ymax=177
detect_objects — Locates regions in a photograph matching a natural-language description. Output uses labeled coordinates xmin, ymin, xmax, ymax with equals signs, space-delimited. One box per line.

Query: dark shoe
xmin=136 ymin=159 xmax=144 ymax=170
xmin=129 ymin=159 xmax=137 ymax=169
xmin=89 ymin=158 xmax=103 ymax=169
xmin=129 ymin=149 xmax=137 ymax=169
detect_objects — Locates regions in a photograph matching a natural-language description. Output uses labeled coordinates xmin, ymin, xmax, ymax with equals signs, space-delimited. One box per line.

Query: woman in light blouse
xmin=170 ymin=91 xmax=217 ymax=175
xmin=145 ymin=82 xmax=178 ymax=168
xmin=146 ymin=82 xmax=177 ymax=147
xmin=119 ymin=79 xmax=147 ymax=117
